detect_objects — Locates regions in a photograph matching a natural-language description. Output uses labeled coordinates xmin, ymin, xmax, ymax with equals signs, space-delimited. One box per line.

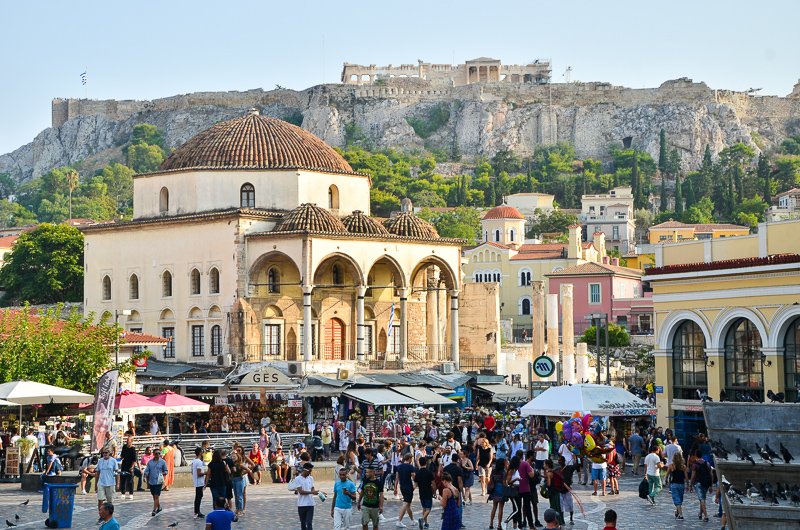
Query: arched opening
xmin=268 ymin=267 xmax=280 ymax=293
xmin=286 ymin=328 xmax=298 ymax=361
xmin=209 ymin=267 xmax=220 ymax=294
xmin=159 ymin=187 xmax=169 ymax=213
xmin=211 ymin=325 xmax=222 ymax=356
xmin=162 ymin=271 xmax=173 ymax=297
xmin=240 ymin=183 xmax=255 ymax=208
xmin=672 ymin=321 xmax=707 ymax=399
xmin=328 ymin=185 xmax=340 ymax=210
xmin=324 ymin=318 xmax=346 ymax=360
xmin=784 ymin=317 xmax=800 ymax=402
xmin=724 ymin=318 xmax=764 ymax=401
xmin=520 ymin=298 xmax=531 ymax=316
xmin=378 ymin=328 xmax=388 ymax=356
xmin=102 ymin=276 xmax=111 ymax=301
xmin=129 ymin=274 xmax=139 ymax=300
xmin=332 ymin=264 xmax=342 ymax=286
xmin=190 ymin=268 xmax=201 ymax=295
xmin=160 ymin=309 xmax=175 ymax=359
xmin=519 ymin=270 xmax=531 ymax=286
xmin=494 ymin=229 xmax=500 ymax=242
xmin=510 ymin=229 xmax=516 ymax=242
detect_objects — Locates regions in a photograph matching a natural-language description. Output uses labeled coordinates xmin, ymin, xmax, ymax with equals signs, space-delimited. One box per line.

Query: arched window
xmin=520 ymin=297 xmax=531 ymax=316
xmin=784 ymin=317 xmax=800 ymax=403
xmin=102 ymin=276 xmax=111 ymax=301
xmin=519 ymin=270 xmax=531 ymax=286
xmin=162 ymin=271 xmax=173 ymax=297
xmin=129 ymin=274 xmax=139 ymax=300
xmin=332 ymin=264 xmax=342 ymax=286
xmin=493 ymin=272 xmax=501 ymax=283
xmin=190 ymin=268 xmax=201 ymax=295
xmin=484 ymin=231 xmax=488 ymax=242
xmin=240 ymin=183 xmax=255 ymax=208
xmin=672 ymin=321 xmax=707 ymax=399
xmin=209 ymin=268 xmax=220 ymax=294
xmin=510 ymin=229 xmax=516 ymax=242
xmin=724 ymin=318 xmax=763 ymax=401
xmin=494 ymin=229 xmax=500 ymax=242
xmin=211 ymin=325 xmax=222 ymax=356
xmin=328 ymin=185 xmax=340 ymax=210
xmin=268 ymin=267 xmax=280 ymax=293
xmin=159 ymin=187 xmax=169 ymax=213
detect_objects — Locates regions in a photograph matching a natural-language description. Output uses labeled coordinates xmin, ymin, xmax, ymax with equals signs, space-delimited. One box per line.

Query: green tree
xmin=0 ymin=224 xmax=84 ymax=305
xmin=491 ymin=149 xmax=522 ymax=176
xmin=684 ymin=197 xmax=715 ymax=224
xmin=634 ymin=208 xmax=654 ymax=244
xmin=659 ymin=176 xmax=668 ymax=212
xmin=418 ymin=206 xmax=481 ymax=243
xmin=674 ymin=175 xmax=684 ymax=218
xmin=684 ymin=178 xmax=696 ymax=210
xmin=130 ymin=123 xmax=166 ymax=150
xmin=580 ymin=323 xmax=631 ymax=348
xmin=100 ymin=163 xmax=135 ymax=217
xmin=526 ymin=209 xmax=579 ymax=238
xmin=658 ymin=129 xmax=667 ymax=175
xmin=370 ymin=189 xmax=401 ymax=217
xmin=0 ymin=173 xmax=15 ymax=200
xmin=65 ymin=168 xmax=79 ymax=220
xmin=756 ymin=154 xmax=772 ymax=205
xmin=126 ymin=143 xmax=165 ymax=173
xmin=773 ymin=155 xmax=800 ymax=191
xmin=410 ymin=190 xmax=446 ymax=209
xmin=0 ymin=200 xmax=37 ymax=228
xmin=631 ymin=153 xmax=644 ymax=209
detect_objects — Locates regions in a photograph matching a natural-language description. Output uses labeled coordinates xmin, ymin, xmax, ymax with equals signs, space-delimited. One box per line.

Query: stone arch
xmin=129 ymin=273 xmax=139 ymax=300
xmin=208 ymin=267 xmax=220 ymax=294
xmin=159 ymin=187 xmax=169 ymax=213
xmin=101 ymin=275 xmax=112 ymax=301
xmin=190 ymin=268 xmax=201 ymax=295
xmin=328 ymin=185 xmax=340 ymax=210
xmin=711 ymin=307 xmax=768 ymax=350
xmin=188 ymin=306 xmax=203 ymax=319
xmin=208 ymin=305 xmax=222 ymax=318
xmin=312 ymin=252 xmax=364 ymax=287
xmin=159 ymin=308 xmax=174 ymax=321
xmin=264 ymin=304 xmax=283 ymax=318
xmin=240 ymin=182 xmax=255 ymax=208
xmin=249 ymin=251 xmax=301 ymax=284
xmin=366 ymin=255 xmax=408 ymax=289
xmin=410 ymin=256 xmax=458 ymax=291
xmin=767 ymin=304 xmax=800 ymax=348
xmin=126 ymin=310 xmax=142 ymax=324
xmin=657 ymin=310 xmax=712 ymax=350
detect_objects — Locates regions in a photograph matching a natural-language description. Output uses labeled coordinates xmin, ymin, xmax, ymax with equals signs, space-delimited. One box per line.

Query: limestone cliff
xmin=2 ymin=78 xmax=799 ymax=182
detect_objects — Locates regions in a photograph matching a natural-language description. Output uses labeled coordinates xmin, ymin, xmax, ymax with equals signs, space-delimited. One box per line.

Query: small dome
xmin=383 ymin=212 xmax=439 ymax=239
xmin=159 ymin=110 xmax=355 ymax=174
xmin=483 ymin=205 xmax=525 ymax=220
xmin=342 ymin=210 xmax=389 ymax=235
xmin=274 ymin=203 xmax=348 ymax=234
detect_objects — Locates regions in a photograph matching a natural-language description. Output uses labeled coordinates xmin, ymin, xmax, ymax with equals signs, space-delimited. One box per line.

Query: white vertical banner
xmin=91 ymin=369 xmax=119 ymax=453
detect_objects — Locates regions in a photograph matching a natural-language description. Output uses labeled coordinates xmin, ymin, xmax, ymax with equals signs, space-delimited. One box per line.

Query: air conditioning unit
xmin=337 ymin=368 xmax=350 ymax=380
xmin=216 ymin=354 xmax=232 ymax=367
xmin=287 ymin=361 xmax=305 ymax=378
xmin=441 ymin=362 xmax=455 ymax=375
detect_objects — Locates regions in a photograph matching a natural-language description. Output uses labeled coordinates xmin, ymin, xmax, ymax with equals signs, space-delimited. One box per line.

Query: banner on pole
xmin=91 ymin=369 xmax=119 ymax=453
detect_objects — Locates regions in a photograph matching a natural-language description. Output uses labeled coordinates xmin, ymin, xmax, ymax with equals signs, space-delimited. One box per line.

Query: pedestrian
xmin=510 ymin=434 xmax=524 ymax=457
xmin=591 ymin=453 xmax=607 ymax=497
xmin=332 ymin=467 xmax=357 ymax=530
xmin=496 ymin=431 xmax=510 ymax=462
xmin=415 ymin=456 xmax=434 ymax=530
xmin=321 ymin=422 xmax=334 ymax=460
xmin=439 ymin=472 xmax=461 ymax=530
xmin=395 ymin=453 xmax=416 ymax=528
xmin=98 ymin=502 xmax=120 ymax=530
xmin=643 ymin=444 xmax=664 ymax=505
xmin=602 ymin=509 xmax=617 ymax=530
xmin=689 ymin=449 xmax=713 ymax=522
xmin=249 ymin=442 xmax=265 ymax=485
xmin=542 ymin=508 xmax=559 ymax=529
xmin=533 ymin=433 xmax=549 ymax=471
xmin=119 ymin=436 xmax=137 ymax=499
xmin=543 ymin=459 xmax=565 ymax=526
xmin=144 ymin=447 xmax=168 ymax=517
xmin=161 ymin=439 xmax=175 ymax=491
xmin=137 ymin=447 xmax=152 ymax=491
xmin=206 ymin=449 xmax=230 ymax=506
xmin=628 ymin=430 xmax=644 ymax=475
xmin=359 ymin=466 xmax=385 ymax=530
xmin=44 ymin=447 xmax=63 ymax=477
xmin=294 ymin=462 xmax=320 ymax=530
xmin=664 ymin=435 xmax=682 ymax=470
xmin=230 ymin=449 xmax=251 ymax=516
xmin=94 ymin=448 xmax=119 ymax=525
xmin=522 ymin=450 xmax=542 ymax=528
xmin=268 ymin=424 xmax=282 ymax=460
xmin=477 ymin=437 xmax=494 ymax=496
xmin=667 ymin=452 xmax=686 ymax=520
xmin=606 ymin=445 xmax=620 ymax=495
xmin=556 ymin=457 xmax=574 ymax=526
xmin=458 ymin=448 xmax=474 ymax=505
xmin=205 ymin=496 xmax=237 ymax=529
xmin=191 ymin=447 xmax=207 ymax=519
xmin=504 ymin=456 xmax=522 ymax=529
xmin=487 ymin=459 xmax=507 ymax=529
xmin=149 ymin=416 xmax=160 ymax=436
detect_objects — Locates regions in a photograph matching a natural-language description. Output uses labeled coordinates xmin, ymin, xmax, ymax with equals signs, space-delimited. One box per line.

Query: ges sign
xmin=239 ymin=367 xmax=293 ymax=387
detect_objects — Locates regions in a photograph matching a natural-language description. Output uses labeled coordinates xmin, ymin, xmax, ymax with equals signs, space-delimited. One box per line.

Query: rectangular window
xmin=264 ymin=324 xmax=281 ymax=356
xmin=388 ymin=325 xmax=401 ymax=354
xmin=300 ymin=323 xmax=317 ymax=357
xmin=162 ymin=327 xmax=175 ymax=359
xmin=130 ymin=327 xmax=143 ymax=355
xmin=612 ymin=226 xmax=619 ymax=240
xmin=211 ymin=325 xmax=222 ymax=356
xmin=589 ymin=283 xmax=601 ymax=304
xmin=364 ymin=324 xmax=374 ymax=357
xmin=191 ymin=325 xmax=204 ymax=357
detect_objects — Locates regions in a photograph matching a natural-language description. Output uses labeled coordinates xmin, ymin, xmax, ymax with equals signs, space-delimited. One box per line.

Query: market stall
xmin=519 ymin=384 xmax=657 ymax=417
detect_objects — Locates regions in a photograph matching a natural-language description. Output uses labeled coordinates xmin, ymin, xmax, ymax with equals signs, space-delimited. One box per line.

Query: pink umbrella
xmin=147 ymin=390 xmax=210 ymax=435
xmin=114 ymin=390 xmax=163 ymax=415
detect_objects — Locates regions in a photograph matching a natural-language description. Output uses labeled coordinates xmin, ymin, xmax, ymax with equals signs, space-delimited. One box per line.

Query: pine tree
xmin=658 ymin=129 xmax=668 ymax=175
xmin=698 ymin=145 xmax=714 ymax=198
xmin=660 ymin=175 xmax=668 ymax=212
xmin=486 ymin=181 xmax=496 ymax=207
xmin=757 ymin=154 xmax=772 ymax=204
xmin=675 ymin=175 xmax=684 ymax=218
xmin=726 ymin=174 xmax=736 ymax=219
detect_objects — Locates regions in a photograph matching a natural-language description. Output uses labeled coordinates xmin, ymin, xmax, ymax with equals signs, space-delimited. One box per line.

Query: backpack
xmin=695 ymin=460 xmax=712 ymax=488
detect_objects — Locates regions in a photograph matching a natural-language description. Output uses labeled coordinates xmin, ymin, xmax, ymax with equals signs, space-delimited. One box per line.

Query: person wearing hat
xmin=543 ymin=508 xmax=560 ymax=529
xmin=295 ymin=462 xmax=320 ymax=530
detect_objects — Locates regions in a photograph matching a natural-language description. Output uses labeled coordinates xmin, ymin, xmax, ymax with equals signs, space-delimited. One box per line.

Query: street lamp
xmin=588 ymin=313 xmax=610 ymax=385
xmin=114 ymin=309 xmax=132 ymax=365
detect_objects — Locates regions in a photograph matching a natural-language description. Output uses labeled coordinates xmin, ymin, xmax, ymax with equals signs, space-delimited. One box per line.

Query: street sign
xmin=655 ymin=386 xmax=664 ymax=394
xmin=533 ymin=355 xmax=556 ymax=378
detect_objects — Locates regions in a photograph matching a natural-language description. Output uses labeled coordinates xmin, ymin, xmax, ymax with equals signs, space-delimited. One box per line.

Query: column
xmin=652 ymin=348 xmax=673 ymax=428
xmin=761 ymin=346 xmax=784 ymax=399
xmin=356 ymin=286 xmax=366 ymax=363
xmin=575 ymin=342 xmax=589 ymax=383
xmin=560 ymin=284 xmax=575 ymax=384
xmin=704 ymin=348 xmax=725 ymax=402
xmin=450 ymin=289 xmax=460 ymax=369
xmin=399 ymin=288 xmax=408 ymax=365
xmin=532 ymin=281 xmax=546 ymax=359
xmin=302 ymin=285 xmax=313 ymax=362
xmin=546 ymin=294 xmax=559 ymax=382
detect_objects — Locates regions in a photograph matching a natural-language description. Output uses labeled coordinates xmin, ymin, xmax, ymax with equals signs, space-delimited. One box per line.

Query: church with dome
xmin=83 ymin=110 xmax=465 ymax=369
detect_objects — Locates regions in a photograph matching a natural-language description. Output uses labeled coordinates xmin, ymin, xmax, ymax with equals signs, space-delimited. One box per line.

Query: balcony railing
xmin=242 ymin=343 xmax=455 ymax=364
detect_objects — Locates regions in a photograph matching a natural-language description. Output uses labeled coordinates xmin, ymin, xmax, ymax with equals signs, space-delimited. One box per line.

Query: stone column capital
xmin=652 ymin=348 xmax=671 ymax=358
xmin=302 ymin=285 xmax=314 ymax=295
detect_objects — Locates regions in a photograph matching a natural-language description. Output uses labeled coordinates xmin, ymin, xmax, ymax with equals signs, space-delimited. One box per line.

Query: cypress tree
xmin=658 ymin=129 xmax=668 ymax=174
xmin=660 ymin=175 xmax=668 ymax=212
xmin=486 ymin=181 xmax=496 ymax=207
xmin=675 ymin=175 xmax=684 ymax=218
xmin=631 ymin=152 xmax=644 ymax=209
xmin=685 ymin=179 xmax=696 ymax=209
xmin=757 ymin=154 xmax=772 ymax=204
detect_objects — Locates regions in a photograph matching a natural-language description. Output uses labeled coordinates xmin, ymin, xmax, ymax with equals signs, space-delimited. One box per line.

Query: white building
xmin=580 ymin=186 xmax=635 ymax=254
xmin=767 ymin=188 xmax=800 ymax=222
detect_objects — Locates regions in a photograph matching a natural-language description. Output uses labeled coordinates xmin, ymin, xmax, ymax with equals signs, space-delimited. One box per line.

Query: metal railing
xmin=243 ymin=343 xmax=356 ymax=362
xmin=125 ymin=432 xmax=306 ymax=457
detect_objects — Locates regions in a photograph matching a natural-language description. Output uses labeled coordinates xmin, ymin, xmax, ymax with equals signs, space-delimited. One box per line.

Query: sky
xmin=1 ymin=0 xmax=799 ymax=154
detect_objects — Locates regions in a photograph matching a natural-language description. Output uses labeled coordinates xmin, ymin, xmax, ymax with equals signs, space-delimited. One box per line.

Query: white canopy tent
xmin=520 ymin=384 xmax=657 ymax=417
xmin=0 ymin=381 xmax=93 ymax=405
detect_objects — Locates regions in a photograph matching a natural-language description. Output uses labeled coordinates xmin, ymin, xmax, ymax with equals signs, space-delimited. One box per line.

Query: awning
xmin=141 ymin=378 xmax=225 ymax=387
xmin=343 ymin=388 xmax=421 ymax=406
xmin=392 ymin=386 xmax=456 ymax=406
xmin=298 ymin=384 xmax=344 ymax=397
xmin=473 ymin=384 xmax=529 ymax=404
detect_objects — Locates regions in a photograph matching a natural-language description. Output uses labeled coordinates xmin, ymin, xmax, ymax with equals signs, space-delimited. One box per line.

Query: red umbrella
xmin=114 ymin=390 xmax=163 ymax=415
xmin=147 ymin=390 xmax=210 ymax=435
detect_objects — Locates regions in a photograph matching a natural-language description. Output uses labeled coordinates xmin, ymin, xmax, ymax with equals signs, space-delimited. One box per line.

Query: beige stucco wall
xmin=458 ymin=283 xmax=500 ymax=364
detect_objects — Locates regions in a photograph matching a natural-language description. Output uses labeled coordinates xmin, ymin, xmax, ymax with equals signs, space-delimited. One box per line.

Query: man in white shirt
xmin=558 ymin=440 xmax=576 ymax=467
xmin=663 ymin=436 xmax=682 ymax=467
xmin=94 ymin=449 xmax=119 ymax=525
xmin=643 ymin=444 xmax=664 ymax=505
xmin=533 ymin=433 xmax=549 ymax=470
xmin=190 ymin=447 xmax=206 ymax=519
xmin=294 ymin=462 xmax=319 ymax=530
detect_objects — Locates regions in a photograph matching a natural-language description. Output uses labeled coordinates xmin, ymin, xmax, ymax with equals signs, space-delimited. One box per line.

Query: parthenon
xmin=341 ymin=57 xmax=552 ymax=87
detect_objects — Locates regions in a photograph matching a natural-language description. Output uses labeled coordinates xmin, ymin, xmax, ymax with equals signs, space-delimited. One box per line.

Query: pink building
xmin=546 ymin=259 xmax=653 ymax=336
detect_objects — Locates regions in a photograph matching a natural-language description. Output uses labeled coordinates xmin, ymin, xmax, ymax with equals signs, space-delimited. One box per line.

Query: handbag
xmin=502 ymin=484 xmax=519 ymax=498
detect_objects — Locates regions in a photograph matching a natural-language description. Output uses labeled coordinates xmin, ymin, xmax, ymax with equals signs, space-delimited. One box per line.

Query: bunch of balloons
xmin=554 ymin=412 xmax=614 ymax=463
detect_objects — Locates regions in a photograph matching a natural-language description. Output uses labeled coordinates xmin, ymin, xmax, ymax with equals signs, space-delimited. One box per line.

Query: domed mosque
xmin=83 ymin=110 xmax=464 ymax=371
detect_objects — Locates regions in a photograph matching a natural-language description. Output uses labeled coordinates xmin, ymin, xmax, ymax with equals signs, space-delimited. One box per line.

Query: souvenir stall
xmin=340 ymin=387 xmax=421 ymax=440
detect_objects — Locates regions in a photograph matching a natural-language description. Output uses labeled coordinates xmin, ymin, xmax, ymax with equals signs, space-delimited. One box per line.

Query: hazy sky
xmin=2 ymin=0 xmax=798 ymax=154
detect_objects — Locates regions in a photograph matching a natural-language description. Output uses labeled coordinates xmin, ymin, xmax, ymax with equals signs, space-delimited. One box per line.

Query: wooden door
xmin=325 ymin=318 xmax=345 ymax=360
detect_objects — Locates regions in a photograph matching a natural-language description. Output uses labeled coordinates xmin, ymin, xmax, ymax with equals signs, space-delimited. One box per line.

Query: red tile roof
xmin=122 ymin=331 xmax=170 ymax=345
xmin=482 ymin=205 xmax=525 ymax=220
xmin=546 ymin=262 xmax=642 ymax=277
xmin=510 ymin=252 xmax=565 ymax=261
xmin=518 ymin=243 xmax=566 ymax=252
xmin=650 ymin=221 xmax=749 ymax=232
xmin=645 ymin=253 xmax=800 ymax=276
xmin=0 ymin=235 xmax=19 ymax=248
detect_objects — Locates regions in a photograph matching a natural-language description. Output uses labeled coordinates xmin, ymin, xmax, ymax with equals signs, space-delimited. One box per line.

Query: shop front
xmin=218 ymin=366 xmax=302 ymax=433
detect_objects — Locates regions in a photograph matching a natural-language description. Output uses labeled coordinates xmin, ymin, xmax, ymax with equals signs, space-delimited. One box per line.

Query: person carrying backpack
xmin=689 ymin=449 xmax=713 ymax=522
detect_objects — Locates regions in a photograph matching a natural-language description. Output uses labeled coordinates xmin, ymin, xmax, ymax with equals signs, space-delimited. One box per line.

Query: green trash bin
xmin=41 ymin=482 xmax=79 ymax=528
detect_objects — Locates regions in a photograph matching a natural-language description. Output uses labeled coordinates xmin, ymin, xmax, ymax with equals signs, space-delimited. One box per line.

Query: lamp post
xmin=114 ymin=309 xmax=132 ymax=365
xmin=589 ymin=312 xmax=609 ymax=384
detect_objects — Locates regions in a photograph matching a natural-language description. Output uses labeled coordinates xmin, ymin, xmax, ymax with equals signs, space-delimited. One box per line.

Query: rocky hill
xmin=2 ymin=77 xmax=800 ymax=182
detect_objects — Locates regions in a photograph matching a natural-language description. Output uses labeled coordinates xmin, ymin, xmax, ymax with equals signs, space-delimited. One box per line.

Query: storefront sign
xmin=238 ymin=367 xmax=294 ymax=387
xmin=133 ymin=355 xmax=148 ymax=372
xmin=5 ymin=447 xmax=19 ymax=474
xmin=214 ymin=396 xmax=229 ymax=406
xmin=655 ymin=386 xmax=664 ymax=394
xmin=533 ymin=355 xmax=555 ymax=378
xmin=287 ymin=399 xmax=303 ymax=409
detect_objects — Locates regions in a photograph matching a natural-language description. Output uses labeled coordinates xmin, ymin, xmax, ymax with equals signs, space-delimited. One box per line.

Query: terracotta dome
xmin=482 ymin=205 xmax=525 ymax=220
xmin=273 ymin=203 xmax=348 ymax=233
xmin=341 ymin=210 xmax=389 ymax=235
xmin=159 ymin=109 xmax=355 ymax=174
xmin=383 ymin=212 xmax=439 ymax=239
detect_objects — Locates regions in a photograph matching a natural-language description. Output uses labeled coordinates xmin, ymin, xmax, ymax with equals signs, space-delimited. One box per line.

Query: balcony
xmin=241 ymin=343 xmax=453 ymax=366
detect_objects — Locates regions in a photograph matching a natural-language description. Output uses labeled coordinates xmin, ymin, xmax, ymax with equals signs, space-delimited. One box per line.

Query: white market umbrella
xmin=520 ymin=384 xmax=657 ymax=417
xmin=0 ymin=399 xmax=18 ymax=406
xmin=0 ymin=380 xmax=93 ymax=405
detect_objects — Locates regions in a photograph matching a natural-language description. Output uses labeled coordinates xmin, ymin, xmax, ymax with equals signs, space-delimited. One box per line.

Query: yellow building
xmin=645 ymin=220 xmax=800 ymax=439
xmin=463 ymin=206 xmax=604 ymax=338
xmin=622 ymin=251 xmax=656 ymax=272
xmin=648 ymin=221 xmax=750 ymax=244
